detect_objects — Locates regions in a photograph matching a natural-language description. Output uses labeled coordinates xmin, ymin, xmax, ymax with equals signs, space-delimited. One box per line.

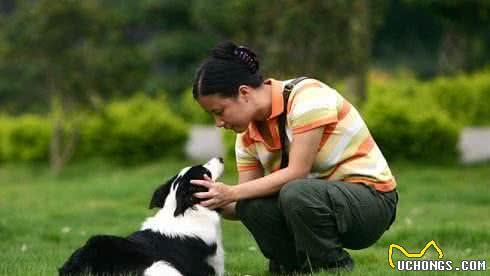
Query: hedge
xmin=81 ymin=94 xmax=188 ymax=164
xmin=1 ymin=70 xmax=488 ymax=164
xmin=363 ymin=69 xmax=490 ymax=161
xmin=0 ymin=114 xmax=51 ymax=161
xmin=362 ymin=79 xmax=459 ymax=161
xmin=0 ymin=94 xmax=188 ymax=164
xmin=420 ymin=70 xmax=490 ymax=126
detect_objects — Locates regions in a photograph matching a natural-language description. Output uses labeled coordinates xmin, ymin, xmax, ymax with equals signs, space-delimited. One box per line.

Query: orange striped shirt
xmin=236 ymin=78 xmax=396 ymax=192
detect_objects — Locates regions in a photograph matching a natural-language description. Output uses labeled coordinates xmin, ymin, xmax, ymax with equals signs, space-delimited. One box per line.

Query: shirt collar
xmin=266 ymin=78 xmax=284 ymax=119
xmin=246 ymin=78 xmax=284 ymax=143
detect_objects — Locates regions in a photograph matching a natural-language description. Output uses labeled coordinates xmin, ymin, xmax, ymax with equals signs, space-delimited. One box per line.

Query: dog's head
xmin=149 ymin=157 xmax=224 ymax=216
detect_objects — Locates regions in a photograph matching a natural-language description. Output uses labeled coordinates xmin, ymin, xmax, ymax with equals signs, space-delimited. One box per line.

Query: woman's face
xmin=197 ymin=92 xmax=255 ymax=133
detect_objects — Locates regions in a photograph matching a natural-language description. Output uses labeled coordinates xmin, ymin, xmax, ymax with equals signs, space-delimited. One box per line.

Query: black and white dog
xmin=59 ymin=158 xmax=225 ymax=276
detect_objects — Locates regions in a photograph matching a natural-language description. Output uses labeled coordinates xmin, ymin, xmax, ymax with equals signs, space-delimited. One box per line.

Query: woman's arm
xmin=239 ymin=166 xmax=265 ymax=184
xmin=233 ymin=127 xmax=324 ymax=199
xmin=192 ymin=127 xmax=324 ymax=209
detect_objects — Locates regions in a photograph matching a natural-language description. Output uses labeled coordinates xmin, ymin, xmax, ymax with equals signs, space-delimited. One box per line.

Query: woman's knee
xmin=236 ymin=197 xmax=276 ymax=221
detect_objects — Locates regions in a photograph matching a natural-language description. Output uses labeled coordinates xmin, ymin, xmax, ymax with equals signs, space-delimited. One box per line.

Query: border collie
xmin=59 ymin=158 xmax=225 ymax=276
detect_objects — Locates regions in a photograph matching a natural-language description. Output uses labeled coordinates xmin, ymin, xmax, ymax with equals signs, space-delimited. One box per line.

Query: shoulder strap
xmin=278 ymin=76 xmax=309 ymax=169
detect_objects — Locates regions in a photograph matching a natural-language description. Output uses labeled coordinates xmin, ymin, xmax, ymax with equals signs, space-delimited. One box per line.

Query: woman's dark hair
xmin=192 ymin=41 xmax=263 ymax=99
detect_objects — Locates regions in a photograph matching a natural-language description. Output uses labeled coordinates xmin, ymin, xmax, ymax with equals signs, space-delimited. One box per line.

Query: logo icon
xmin=388 ymin=240 xmax=444 ymax=268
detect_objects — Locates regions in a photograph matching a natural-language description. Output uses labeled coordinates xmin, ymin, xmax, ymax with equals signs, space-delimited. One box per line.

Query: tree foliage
xmin=407 ymin=0 xmax=490 ymax=74
xmin=192 ymin=0 xmax=387 ymax=102
xmin=1 ymin=0 xmax=489 ymax=112
xmin=0 ymin=0 xmax=150 ymax=173
xmin=116 ymin=0 xmax=218 ymax=94
xmin=194 ymin=0 xmax=385 ymax=77
xmin=0 ymin=0 xmax=148 ymax=113
xmin=374 ymin=0 xmax=490 ymax=76
xmin=0 ymin=0 xmax=489 ymax=169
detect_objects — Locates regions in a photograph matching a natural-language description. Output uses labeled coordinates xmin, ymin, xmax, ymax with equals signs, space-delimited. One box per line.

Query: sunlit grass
xmin=0 ymin=159 xmax=488 ymax=275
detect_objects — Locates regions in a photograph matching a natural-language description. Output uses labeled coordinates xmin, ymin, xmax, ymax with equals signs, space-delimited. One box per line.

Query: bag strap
xmin=278 ymin=76 xmax=309 ymax=169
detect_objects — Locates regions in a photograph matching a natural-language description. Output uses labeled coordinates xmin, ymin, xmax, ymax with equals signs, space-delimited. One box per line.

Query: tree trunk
xmin=50 ymin=94 xmax=79 ymax=175
xmin=437 ymin=28 xmax=467 ymax=75
xmin=352 ymin=67 xmax=368 ymax=105
xmin=343 ymin=69 xmax=367 ymax=107
xmin=349 ymin=0 xmax=371 ymax=105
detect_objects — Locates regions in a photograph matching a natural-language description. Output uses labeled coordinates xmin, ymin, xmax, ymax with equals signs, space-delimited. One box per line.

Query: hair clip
xmin=234 ymin=46 xmax=259 ymax=73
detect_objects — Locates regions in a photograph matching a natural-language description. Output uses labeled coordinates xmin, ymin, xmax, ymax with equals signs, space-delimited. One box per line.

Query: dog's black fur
xmin=59 ymin=164 xmax=221 ymax=276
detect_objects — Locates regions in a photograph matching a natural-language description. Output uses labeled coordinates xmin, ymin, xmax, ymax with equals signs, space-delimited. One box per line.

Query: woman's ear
xmin=238 ymin=85 xmax=252 ymax=102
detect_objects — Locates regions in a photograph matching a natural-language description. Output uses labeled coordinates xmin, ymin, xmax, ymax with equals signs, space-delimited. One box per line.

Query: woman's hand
xmin=191 ymin=175 xmax=238 ymax=209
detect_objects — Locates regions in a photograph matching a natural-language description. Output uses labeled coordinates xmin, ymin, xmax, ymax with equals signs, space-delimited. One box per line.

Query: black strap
xmin=278 ymin=76 xmax=309 ymax=169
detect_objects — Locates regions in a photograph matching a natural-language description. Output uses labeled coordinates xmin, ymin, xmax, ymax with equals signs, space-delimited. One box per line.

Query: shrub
xmin=98 ymin=94 xmax=189 ymax=164
xmin=422 ymin=70 xmax=490 ymax=126
xmin=77 ymin=113 xmax=107 ymax=159
xmin=0 ymin=114 xmax=51 ymax=161
xmin=0 ymin=94 xmax=189 ymax=164
xmin=363 ymin=79 xmax=459 ymax=161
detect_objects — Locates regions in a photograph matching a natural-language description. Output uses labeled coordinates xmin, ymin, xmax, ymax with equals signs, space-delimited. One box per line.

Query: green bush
xmin=0 ymin=114 xmax=51 ymax=161
xmin=179 ymin=88 xmax=214 ymax=125
xmin=0 ymin=94 xmax=189 ymax=164
xmin=77 ymin=113 xmax=107 ymax=159
xmin=422 ymin=70 xmax=490 ymax=126
xmin=363 ymin=79 xmax=459 ymax=161
xmin=98 ymin=94 xmax=189 ymax=164
xmin=2 ymin=70 xmax=487 ymax=165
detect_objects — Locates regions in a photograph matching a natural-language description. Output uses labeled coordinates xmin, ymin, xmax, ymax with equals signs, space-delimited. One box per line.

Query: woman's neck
xmin=253 ymin=83 xmax=273 ymax=122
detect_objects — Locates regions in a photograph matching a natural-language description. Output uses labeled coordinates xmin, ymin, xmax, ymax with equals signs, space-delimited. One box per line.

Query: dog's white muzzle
xmin=203 ymin=158 xmax=224 ymax=181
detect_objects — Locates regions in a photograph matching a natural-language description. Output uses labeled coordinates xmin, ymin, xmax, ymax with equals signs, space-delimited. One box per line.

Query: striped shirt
xmin=235 ymin=78 xmax=396 ymax=192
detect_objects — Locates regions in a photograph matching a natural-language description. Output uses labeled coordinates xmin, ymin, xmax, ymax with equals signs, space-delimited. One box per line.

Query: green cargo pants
xmin=235 ymin=179 xmax=398 ymax=271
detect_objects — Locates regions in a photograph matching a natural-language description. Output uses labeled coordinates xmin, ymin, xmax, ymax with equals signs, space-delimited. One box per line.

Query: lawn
xmin=0 ymin=158 xmax=488 ymax=275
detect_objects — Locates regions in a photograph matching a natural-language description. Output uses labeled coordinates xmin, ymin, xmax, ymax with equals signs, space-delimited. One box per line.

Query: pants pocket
xmin=324 ymin=187 xmax=350 ymax=235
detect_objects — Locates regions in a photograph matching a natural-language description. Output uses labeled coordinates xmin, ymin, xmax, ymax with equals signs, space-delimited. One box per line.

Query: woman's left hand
xmin=191 ymin=175 xmax=238 ymax=209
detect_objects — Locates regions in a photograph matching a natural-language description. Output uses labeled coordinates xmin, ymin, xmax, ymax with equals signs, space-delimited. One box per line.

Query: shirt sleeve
xmin=288 ymin=84 xmax=339 ymax=134
xmin=235 ymin=133 xmax=260 ymax=172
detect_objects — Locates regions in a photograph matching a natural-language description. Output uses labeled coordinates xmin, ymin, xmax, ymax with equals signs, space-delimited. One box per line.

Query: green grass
xmin=0 ymin=158 xmax=489 ymax=275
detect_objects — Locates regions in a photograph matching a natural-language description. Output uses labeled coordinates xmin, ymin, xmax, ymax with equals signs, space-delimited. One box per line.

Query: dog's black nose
xmin=218 ymin=157 xmax=224 ymax=163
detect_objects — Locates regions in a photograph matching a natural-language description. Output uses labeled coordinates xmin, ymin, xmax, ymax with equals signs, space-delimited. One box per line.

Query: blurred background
xmin=0 ymin=1 xmax=489 ymax=275
xmin=1 ymin=0 xmax=489 ymax=171
xmin=0 ymin=0 xmax=490 ymax=172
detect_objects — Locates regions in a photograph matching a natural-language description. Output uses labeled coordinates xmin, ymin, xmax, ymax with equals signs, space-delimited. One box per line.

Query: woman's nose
xmin=214 ymin=117 xmax=225 ymax=128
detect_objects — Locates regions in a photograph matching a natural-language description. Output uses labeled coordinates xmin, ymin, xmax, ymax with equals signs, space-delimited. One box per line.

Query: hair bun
xmin=211 ymin=41 xmax=260 ymax=74
xmin=212 ymin=41 xmax=237 ymax=60
xmin=234 ymin=46 xmax=259 ymax=74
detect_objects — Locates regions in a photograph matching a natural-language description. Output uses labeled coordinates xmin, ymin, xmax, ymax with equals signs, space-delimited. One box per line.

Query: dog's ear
xmin=149 ymin=175 xmax=177 ymax=209
xmin=174 ymin=196 xmax=193 ymax=217
xmin=173 ymin=176 xmax=195 ymax=216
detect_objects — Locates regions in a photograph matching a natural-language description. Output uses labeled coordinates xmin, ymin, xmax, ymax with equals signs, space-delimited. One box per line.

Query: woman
xmin=190 ymin=41 xmax=398 ymax=273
